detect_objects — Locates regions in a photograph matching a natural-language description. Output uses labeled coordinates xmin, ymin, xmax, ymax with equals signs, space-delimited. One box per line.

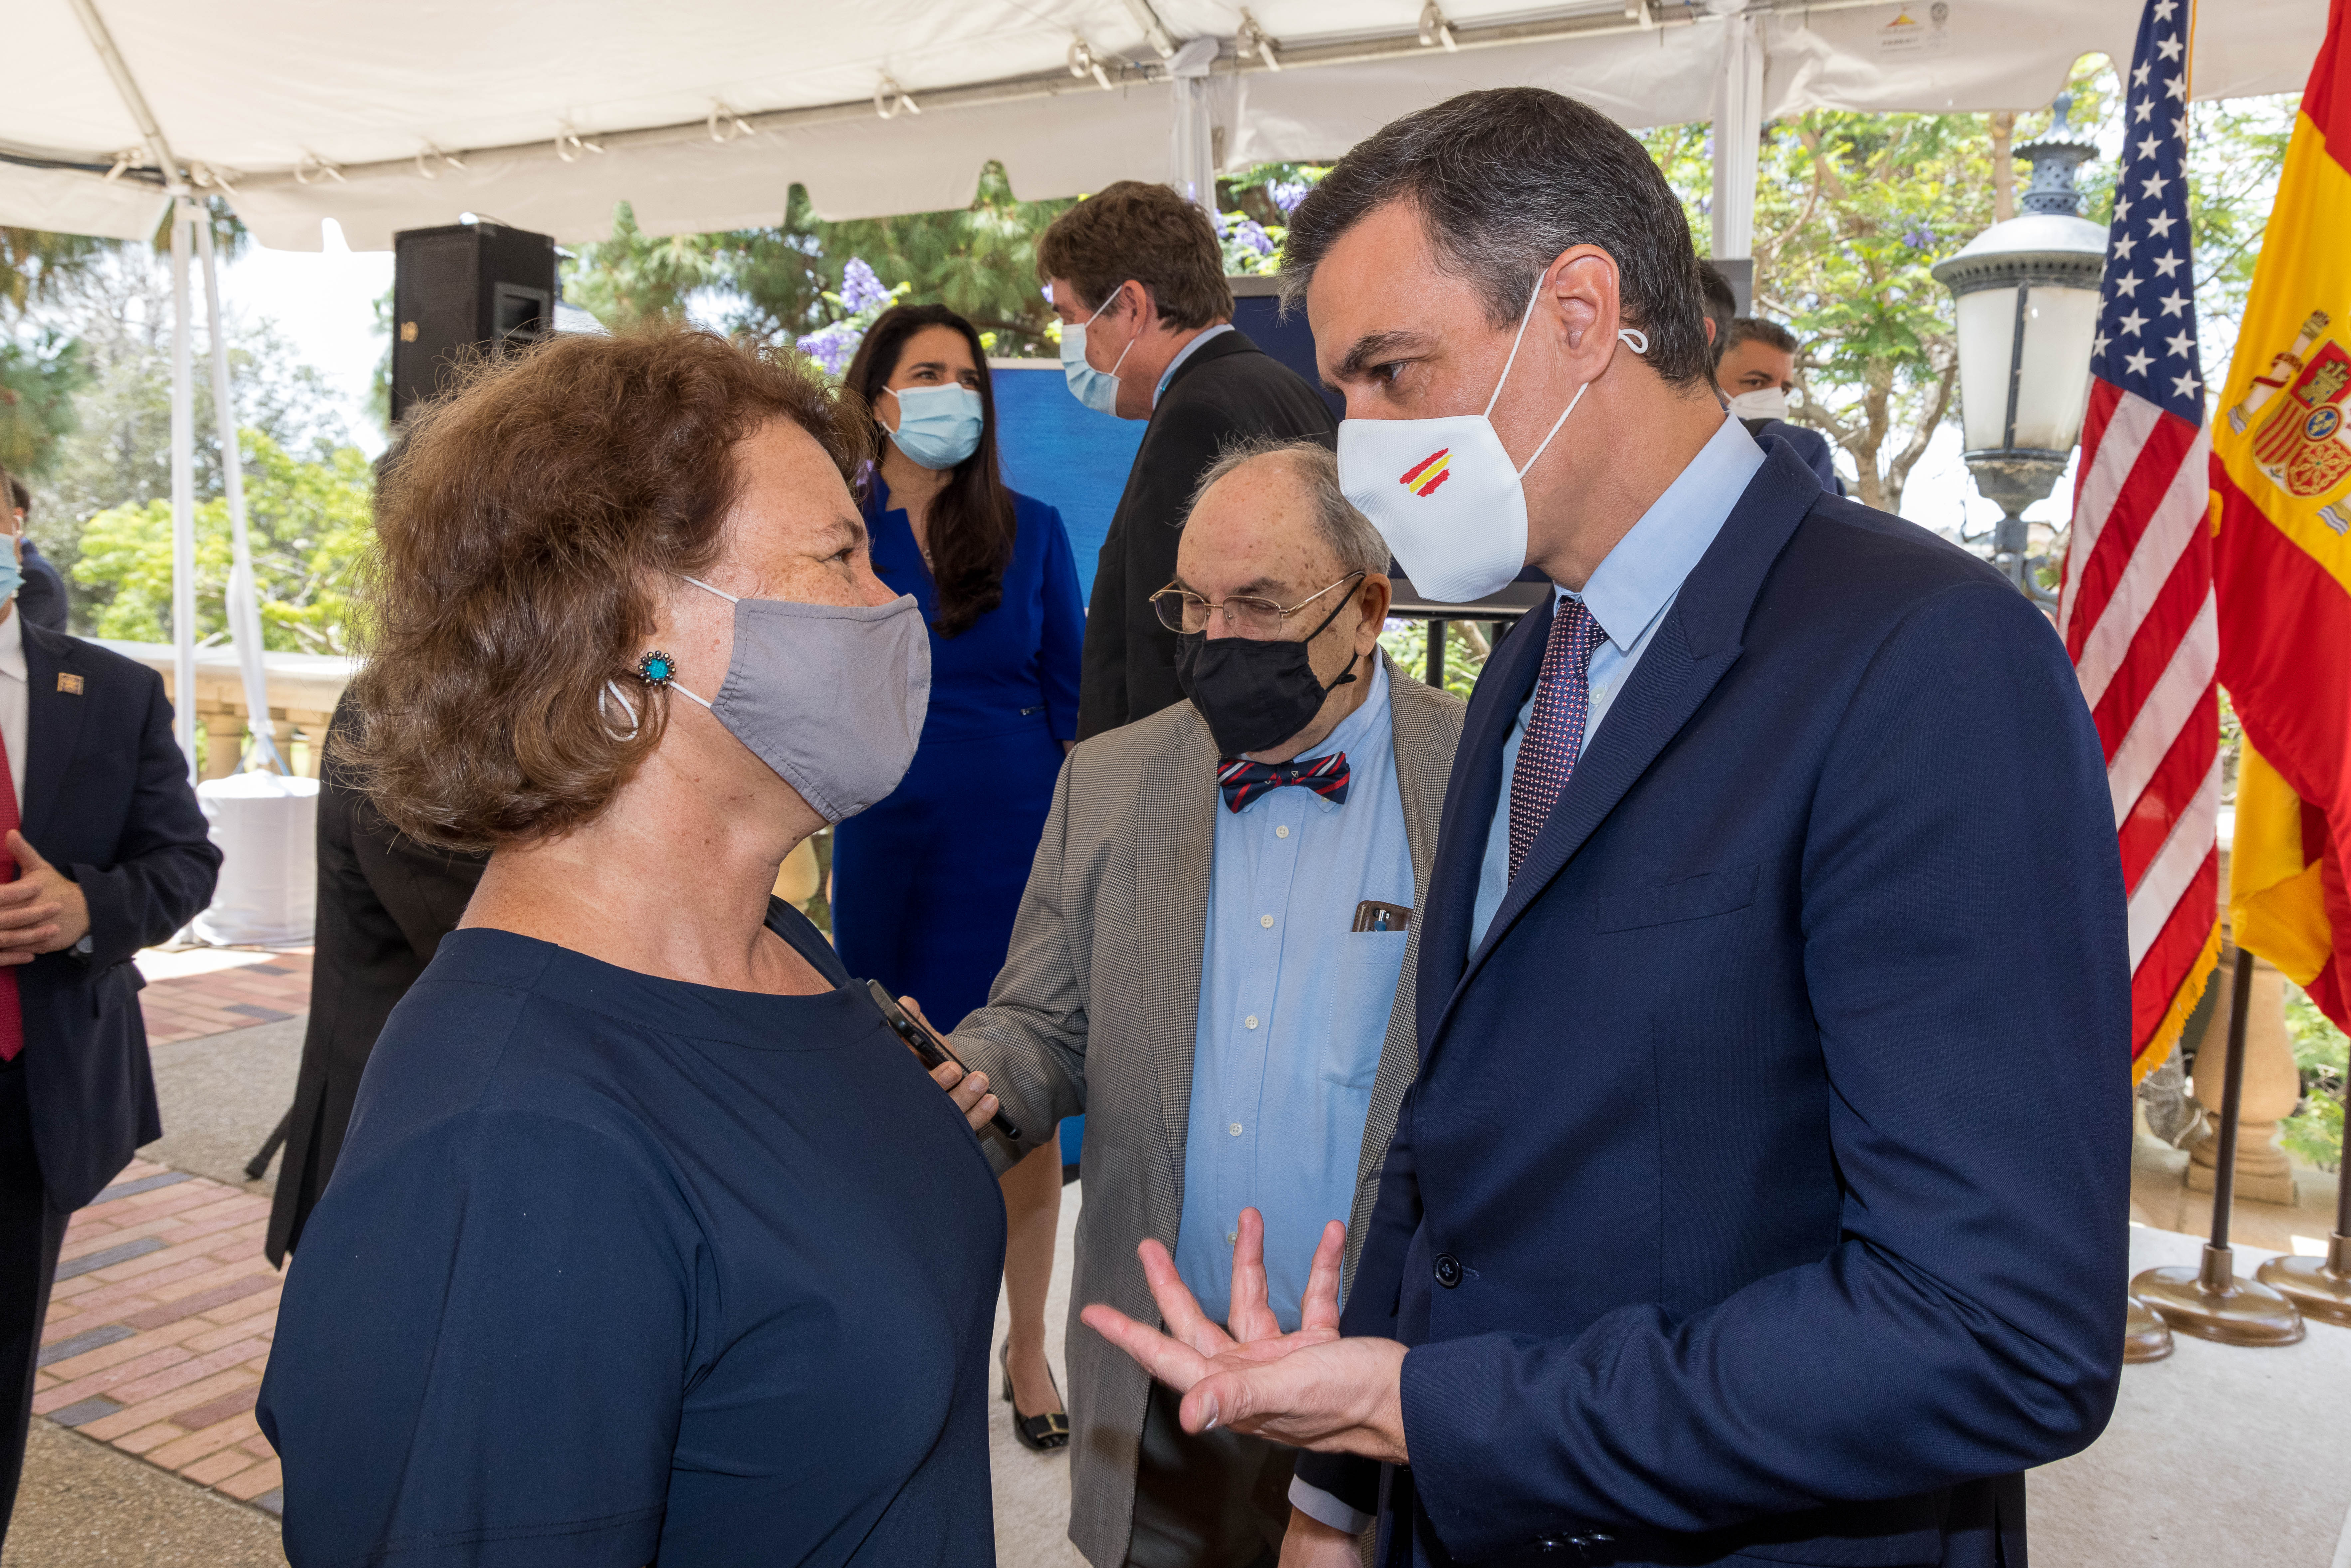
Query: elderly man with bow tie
xmin=935 ymin=437 xmax=1464 ymax=1568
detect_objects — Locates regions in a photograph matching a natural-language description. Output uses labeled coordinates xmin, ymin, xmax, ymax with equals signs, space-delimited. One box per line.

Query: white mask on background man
xmin=1726 ymin=386 xmax=1791 ymax=422
xmin=1336 ymin=279 xmax=1648 ymax=603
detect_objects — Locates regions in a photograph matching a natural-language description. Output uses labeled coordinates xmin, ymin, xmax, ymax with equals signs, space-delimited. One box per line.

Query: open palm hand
xmin=1079 ymin=1208 xmax=1409 ymax=1462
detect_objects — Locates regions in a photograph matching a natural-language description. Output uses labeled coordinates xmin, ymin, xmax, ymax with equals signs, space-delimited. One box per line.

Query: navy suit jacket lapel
xmin=1426 ymin=444 xmax=1822 ymax=1056
xmin=20 ymin=624 xmax=85 ymax=842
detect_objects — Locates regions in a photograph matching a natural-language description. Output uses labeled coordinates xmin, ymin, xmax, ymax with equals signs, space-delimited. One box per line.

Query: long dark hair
xmin=844 ymin=305 xmax=1017 ymax=638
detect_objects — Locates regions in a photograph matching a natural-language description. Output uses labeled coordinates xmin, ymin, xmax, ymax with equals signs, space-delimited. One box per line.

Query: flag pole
xmin=2254 ymin=1065 xmax=2351 ymax=1324
xmin=2132 ymin=947 xmax=2304 ymax=1344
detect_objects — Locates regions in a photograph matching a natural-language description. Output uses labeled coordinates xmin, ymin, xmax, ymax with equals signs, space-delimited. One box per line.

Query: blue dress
xmin=832 ymin=481 xmax=1084 ymax=1032
xmin=257 ymin=901 xmax=1006 ymax=1567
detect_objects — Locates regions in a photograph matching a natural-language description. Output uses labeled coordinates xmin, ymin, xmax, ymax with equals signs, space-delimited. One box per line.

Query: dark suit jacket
xmin=1296 ymin=444 xmax=2131 ymax=1568
xmin=265 ymin=694 xmax=483 ymax=1263
xmin=1075 ymin=328 xmax=1337 ymax=739
xmin=16 ymin=542 xmax=69 ymax=635
xmin=17 ymin=623 xmax=220 ymax=1212
xmin=1742 ymin=417 xmax=1844 ymax=496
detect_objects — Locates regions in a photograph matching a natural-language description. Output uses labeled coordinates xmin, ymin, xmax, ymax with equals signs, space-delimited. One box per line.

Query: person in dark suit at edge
xmin=1043 ymin=181 xmax=1338 ymax=740
xmin=7 ymin=480 xmax=72 ymax=635
xmin=1694 ymin=264 xmax=1844 ymax=496
xmin=263 ymin=692 xmax=485 ymax=1265
xmin=1080 ymin=90 xmax=2130 ymax=1568
xmin=0 ymin=464 xmax=220 ymax=1546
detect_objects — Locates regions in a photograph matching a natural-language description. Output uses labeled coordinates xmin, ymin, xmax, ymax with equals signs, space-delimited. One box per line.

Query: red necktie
xmin=0 ymin=721 xmax=25 ymax=1062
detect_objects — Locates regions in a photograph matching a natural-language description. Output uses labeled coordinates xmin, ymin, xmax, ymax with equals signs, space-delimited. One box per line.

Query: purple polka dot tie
xmin=1508 ymin=597 xmax=1605 ymax=882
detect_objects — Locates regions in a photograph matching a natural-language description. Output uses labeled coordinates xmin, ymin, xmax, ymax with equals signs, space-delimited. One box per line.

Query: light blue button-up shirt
xmin=1468 ymin=415 xmax=1764 ymax=953
xmin=1154 ymin=321 xmax=1235 ymax=406
xmin=1176 ymin=658 xmax=1415 ymax=1331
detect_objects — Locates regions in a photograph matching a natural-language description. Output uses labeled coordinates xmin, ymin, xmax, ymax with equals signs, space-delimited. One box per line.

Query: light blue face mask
xmin=1060 ymin=287 xmax=1135 ymax=415
xmin=0 ymin=540 xmax=21 ymax=605
xmin=881 ymin=383 xmax=984 ymax=471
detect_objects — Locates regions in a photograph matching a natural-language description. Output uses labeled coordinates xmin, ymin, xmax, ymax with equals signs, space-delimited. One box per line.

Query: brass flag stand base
xmin=2132 ymin=949 xmax=2305 ymax=1348
xmin=2134 ymin=1243 xmax=2305 ymax=1346
xmin=2122 ymin=1294 xmax=2173 ymax=1361
xmin=2255 ymin=1235 xmax=2351 ymax=1328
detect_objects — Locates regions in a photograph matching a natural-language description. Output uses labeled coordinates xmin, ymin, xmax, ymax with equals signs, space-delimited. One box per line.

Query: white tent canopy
xmin=1 ymin=0 xmax=2324 ymax=252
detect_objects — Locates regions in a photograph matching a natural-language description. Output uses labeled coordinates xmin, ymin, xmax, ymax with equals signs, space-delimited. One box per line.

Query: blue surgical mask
xmin=1060 ymin=288 xmax=1134 ymax=415
xmin=882 ymin=384 xmax=984 ymax=470
xmin=0 ymin=539 xmax=22 ymax=604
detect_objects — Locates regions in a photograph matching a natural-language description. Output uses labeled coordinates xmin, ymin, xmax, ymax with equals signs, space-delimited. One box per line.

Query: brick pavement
xmin=35 ymin=1157 xmax=285 ymax=1512
xmin=135 ymin=946 xmax=312 ymax=1046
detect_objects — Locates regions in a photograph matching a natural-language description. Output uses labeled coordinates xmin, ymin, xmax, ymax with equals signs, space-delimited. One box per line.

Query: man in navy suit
xmin=0 ymin=467 xmax=220 ymax=1543
xmin=1082 ymin=90 xmax=2129 ymax=1568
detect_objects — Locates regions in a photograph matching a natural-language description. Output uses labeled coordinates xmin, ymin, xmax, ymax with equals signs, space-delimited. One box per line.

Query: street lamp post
xmin=1930 ymin=94 xmax=2107 ymax=603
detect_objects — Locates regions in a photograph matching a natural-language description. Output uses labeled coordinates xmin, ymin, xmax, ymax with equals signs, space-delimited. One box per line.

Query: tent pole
xmin=167 ymin=201 xmax=197 ymax=782
xmin=1710 ymin=7 xmax=1763 ymax=269
xmin=196 ymin=217 xmax=285 ymax=773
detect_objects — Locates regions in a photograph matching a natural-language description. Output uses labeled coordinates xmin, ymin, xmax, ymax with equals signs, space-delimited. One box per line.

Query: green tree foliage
xmin=0 ymin=228 xmax=112 ymax=317
xmin=70 ymin=430 xmax=373 ymax=654
xmin=563 ymin=163 xmax=1075 ymax=357
xmin=25 ymin=256 xmax=360 ymax=630
xmin=2283 ymin=984 xmax=2347 ymax=1173
xmin=0 ymin=332 xmax=90 ymax=478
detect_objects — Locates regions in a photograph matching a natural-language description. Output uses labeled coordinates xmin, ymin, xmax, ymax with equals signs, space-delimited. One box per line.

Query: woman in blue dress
xmin=834 ymin=305 xmax=1084 ymax=1454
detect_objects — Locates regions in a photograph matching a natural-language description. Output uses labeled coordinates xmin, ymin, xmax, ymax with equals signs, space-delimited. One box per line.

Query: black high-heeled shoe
xmin=1001 ymin=1339 xmax=1070 ymax=1452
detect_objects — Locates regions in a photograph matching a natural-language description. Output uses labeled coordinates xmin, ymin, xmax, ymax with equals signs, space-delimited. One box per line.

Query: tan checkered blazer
xmin=951 ymin=652 xmax=1465 ymax=1567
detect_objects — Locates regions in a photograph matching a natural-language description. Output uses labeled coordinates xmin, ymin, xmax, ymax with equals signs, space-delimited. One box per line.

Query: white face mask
xmin=1060 ymin=287 xmax=1135 ymax=415
xmin=1336 ymin=279 xmax=1649 ymax=603
xmin=1726 ymin=386 xmax=1790 ymax=422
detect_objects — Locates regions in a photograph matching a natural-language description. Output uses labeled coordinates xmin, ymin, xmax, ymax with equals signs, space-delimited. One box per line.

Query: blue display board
xmin=989 ymin=361 xmax=1145 ymax=600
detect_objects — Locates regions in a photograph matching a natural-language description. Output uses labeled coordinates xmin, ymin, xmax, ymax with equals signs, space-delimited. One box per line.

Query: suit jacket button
xmin=1433 ymin=1252 xmax=1462 ymax=1288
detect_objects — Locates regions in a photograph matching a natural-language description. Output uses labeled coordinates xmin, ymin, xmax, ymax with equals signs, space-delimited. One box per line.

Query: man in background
xmin=1042 ymin=182 xmax=1336 ymax=739
xmin=6 ymin=481 xmax=69 ymax=634
xmin=1695 ymin=263 xmax=1842 ymax=493
xmin=0 ymin=465 xmax=219 ymax=1546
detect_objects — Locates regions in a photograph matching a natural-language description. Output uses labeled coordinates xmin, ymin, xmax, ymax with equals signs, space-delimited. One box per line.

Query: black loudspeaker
xmin=390 ymin=222 xmax=558 ymax=423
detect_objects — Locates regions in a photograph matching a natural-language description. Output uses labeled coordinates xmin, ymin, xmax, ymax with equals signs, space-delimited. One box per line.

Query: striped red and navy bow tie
xmin=1216 ymin=753 xmax=1351 ymax=812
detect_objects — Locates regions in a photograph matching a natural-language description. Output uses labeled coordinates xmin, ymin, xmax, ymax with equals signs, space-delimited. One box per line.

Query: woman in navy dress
xmin=257 ymin=328 xmax=1011 ymax=1567
xmin=833 ymin=306 xmax=1083 ymax=1452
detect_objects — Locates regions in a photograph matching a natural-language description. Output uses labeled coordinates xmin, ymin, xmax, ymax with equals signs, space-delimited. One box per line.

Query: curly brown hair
xmin=342 ymin=326 xmax=859 ymax=853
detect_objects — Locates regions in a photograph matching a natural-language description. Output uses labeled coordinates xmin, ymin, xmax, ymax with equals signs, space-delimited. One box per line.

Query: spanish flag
xmin=2213 ymin=0 xmax=2351 ymax=1032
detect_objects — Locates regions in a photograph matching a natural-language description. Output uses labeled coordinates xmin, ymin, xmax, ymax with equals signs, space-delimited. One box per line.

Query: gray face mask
xmin=653 ymin=575 xmax=932 ymax=823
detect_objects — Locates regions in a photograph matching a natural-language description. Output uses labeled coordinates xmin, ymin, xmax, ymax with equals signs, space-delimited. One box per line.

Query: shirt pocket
xmin=1320 ymin=931 xmax=1409 ymax=1091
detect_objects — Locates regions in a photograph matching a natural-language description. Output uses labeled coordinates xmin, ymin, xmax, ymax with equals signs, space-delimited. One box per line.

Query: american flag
xmin=2057 ymin=0 xmax=2219 ymax=1077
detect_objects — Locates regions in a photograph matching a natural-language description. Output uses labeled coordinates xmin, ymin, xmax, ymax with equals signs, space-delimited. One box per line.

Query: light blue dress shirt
xmin=1154 ymin=321 xmax=1235 ymax=406
xmin=1176 ymin=658 xmax=1415 ymax=1332
xmin=1468 ymin=415 xmax=1764 ymax=953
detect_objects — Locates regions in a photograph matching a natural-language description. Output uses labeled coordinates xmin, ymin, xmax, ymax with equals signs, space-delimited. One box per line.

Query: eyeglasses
xmin=1150 ymin=572 xmax=1366 ymax=639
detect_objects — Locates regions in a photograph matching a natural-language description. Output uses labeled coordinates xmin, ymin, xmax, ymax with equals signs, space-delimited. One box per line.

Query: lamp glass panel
xmin=2010 ymin=284 xmax=2100 ymax=451
xmin=1955 ymin=286 xmax=2022 ymax=451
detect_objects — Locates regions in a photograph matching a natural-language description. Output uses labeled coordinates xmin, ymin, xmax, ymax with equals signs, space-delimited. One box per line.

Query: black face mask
xmin=1175 ymin=583 xmax=1361 ymax=758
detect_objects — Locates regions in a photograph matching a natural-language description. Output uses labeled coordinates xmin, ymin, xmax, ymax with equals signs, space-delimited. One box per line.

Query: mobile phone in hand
xmin=865 ymin=979 xmax=1023 ymax=1142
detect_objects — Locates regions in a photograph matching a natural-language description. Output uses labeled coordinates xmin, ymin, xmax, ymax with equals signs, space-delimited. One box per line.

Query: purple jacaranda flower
xmin=839 ymin=258 xmax=892 ymax=314
xmin=1270 ymin=180 xmax=1309 ymax=215
xmin=796 ymin=321 xmax=861 ymax=377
